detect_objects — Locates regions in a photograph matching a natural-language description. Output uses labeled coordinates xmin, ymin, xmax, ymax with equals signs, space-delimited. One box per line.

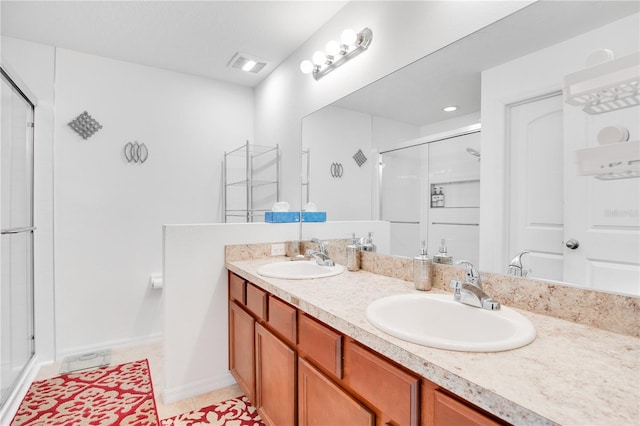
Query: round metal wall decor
xmin=330 ymin=162 xmax=343 ymax=178
xmin=124 ymin=141 xmax=149 ymax=164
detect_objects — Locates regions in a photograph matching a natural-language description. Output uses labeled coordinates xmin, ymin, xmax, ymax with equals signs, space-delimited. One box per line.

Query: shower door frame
xmin=0 ymin=65 xmax=36 ymax=409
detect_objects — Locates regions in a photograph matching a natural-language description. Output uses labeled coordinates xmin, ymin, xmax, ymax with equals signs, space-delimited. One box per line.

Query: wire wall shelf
xmin=223 ymin=140 xmax=280 ymax=223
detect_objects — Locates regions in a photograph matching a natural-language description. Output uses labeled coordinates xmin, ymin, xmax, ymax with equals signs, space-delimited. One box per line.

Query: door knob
xmin=565 ymin=239 xmax=580 ymax=249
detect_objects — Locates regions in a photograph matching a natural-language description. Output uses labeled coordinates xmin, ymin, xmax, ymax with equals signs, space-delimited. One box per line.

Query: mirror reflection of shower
xmin=466 ymin=147 xmax=481 ymax=160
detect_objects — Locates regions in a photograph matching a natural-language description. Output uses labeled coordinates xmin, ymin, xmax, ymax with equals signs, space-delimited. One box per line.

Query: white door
xmin=563 ymin=100 xmax=640 ymax=295
xmin=508 ymin=93 xmax=564 ymax=281
xmin=508 ymin=92 xmax=640 ymax=295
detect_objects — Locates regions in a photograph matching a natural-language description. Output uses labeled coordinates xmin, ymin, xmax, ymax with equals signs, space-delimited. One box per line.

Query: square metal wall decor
xmin=68 ymin=111 xmax=103 ymax=139
xmin=353 ymin=149 xmax=367 ymax=167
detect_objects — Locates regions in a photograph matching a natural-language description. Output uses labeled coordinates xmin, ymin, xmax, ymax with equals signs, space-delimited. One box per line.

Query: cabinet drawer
xmin=434 ymin=391 xmax=503 ymax=426
xmin=229 ymin=273 xmax=246 ymax=304
xmin=345 ymin=340 xmax=420 ymax=426
xmin=298 ymin=358 xmax=374 ymax=426
xmin=298 ymin=314 xmax=342 ymax=379
xmin=246 ymin=283 xmax=267 ymax=321
xmin=268 ymin=296 xmax=297 ymax=345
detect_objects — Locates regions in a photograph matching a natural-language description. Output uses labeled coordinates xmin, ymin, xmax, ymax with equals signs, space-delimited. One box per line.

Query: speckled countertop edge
xmin=226 ymin=257 xmax=640 ymax=426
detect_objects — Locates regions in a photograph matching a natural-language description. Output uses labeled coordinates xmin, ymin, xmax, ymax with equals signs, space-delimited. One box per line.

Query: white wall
xmin=163 ymin=220 xmax=390 ymax=403
xmin=372 ymin=116 xmax=420 ymax=148
xmin=302 ymin=106 xmax=372 ymax=220
xmin=254 ymin=1 xmax=532 ymax=211
xmin=480 ymin=13 xmax=640 ymax=275
xmin=53 ymin=49 xmax=254 ymax=355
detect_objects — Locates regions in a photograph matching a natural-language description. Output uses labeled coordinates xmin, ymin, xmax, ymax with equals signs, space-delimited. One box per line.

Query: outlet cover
xmin=271 ymin=243 xmax=286 ymax=256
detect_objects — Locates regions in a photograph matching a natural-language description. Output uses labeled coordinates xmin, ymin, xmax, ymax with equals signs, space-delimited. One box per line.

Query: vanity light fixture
xmin=443 ymin=106 xmax=458 ymax=112
xmin=300 ymin=28 xmax=373 ymax=80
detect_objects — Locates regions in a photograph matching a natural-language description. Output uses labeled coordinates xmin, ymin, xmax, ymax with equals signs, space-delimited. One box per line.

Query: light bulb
xmin=326 ymin=40 xmax=341 ymax=57
xmin=443 ymin=106 xmax=458 ymax=112
xmin=300 ymin=60 xmax=314 ymax=74
xmin=312 ymin=51 xmax=326 ymax=66
xmin=341 ymin=28 xmax=357 ymax=46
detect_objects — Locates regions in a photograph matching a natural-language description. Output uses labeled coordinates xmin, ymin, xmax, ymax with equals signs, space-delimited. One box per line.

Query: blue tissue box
xmin=302 ymin=212 xmax=326 ymax=222
xmin=265 ymin=212 xmax=300 ymax=223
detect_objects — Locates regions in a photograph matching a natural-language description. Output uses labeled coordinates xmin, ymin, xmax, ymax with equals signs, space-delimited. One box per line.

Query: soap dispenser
xmin=346 ymin=233 xmax=361 ymax=272
xmin=413 ymin=241 xmax=433 ymax=291
xmin=359 ymin=232 xmax=377 ymax=253
xmin=433 ymin=239 xmax=453 ymax=264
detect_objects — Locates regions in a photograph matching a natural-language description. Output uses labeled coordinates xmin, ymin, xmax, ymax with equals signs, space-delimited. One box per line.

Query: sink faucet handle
xmin=456 ymin=260 xmax=481 ymax=288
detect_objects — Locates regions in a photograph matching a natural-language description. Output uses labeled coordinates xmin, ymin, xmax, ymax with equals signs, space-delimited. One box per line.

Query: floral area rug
xmin=161 ymin=396 xmax=264 ymax=426
xmin=11 ymin=359 xmax=159 ymax=425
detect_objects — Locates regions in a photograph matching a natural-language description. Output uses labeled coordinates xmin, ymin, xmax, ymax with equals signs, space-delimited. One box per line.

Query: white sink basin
xmin=366 ymin=293 xmax=535 ymax=352
xmin=257 ymin=260 xmax=344 ymax=280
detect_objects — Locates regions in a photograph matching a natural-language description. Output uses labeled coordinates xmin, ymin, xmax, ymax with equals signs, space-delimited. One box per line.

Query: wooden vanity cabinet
xmin=228 ymin=271 xmax=512 ymax=426
xmin=228 ymin=273 xmax=297 ymax=426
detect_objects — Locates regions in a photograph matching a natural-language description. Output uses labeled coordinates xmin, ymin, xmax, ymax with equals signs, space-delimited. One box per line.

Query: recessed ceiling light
xmin=443 ymin=106 xmax=458 ymax=112
xmin=242 ymin=60 xmax=257 ymax=72
xmin=228 ymin=52 xmax=268 ymax=74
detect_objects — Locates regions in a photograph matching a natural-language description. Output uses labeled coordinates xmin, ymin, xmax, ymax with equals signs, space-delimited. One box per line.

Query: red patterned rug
xmin=161 ymin=395 xmax=264 ymax=426
xmin=11 ymin=359 xmax=159 ymax=425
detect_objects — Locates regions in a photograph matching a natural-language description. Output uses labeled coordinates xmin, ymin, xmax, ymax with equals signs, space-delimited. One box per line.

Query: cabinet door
xmin=433 ymin=390 xmax=503 ymax=426
xmin=255 ymin=323 xmax=296 ymax=426
xmin=299 ymin=358 xmax=374 ymax=426
xmin=229 ymin=301 xmax=255 ymax=401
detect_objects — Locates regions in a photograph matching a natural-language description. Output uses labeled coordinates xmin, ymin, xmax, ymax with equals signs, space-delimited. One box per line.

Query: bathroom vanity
xmin=226 ymin=254 xmax=639 ymax=426
xmin=229 ymin=271 xmax=504 ymax=425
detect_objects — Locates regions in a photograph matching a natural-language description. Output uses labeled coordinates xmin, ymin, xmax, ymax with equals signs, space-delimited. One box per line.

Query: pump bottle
xmin=413 ymin=242 xmax=433 ymax=291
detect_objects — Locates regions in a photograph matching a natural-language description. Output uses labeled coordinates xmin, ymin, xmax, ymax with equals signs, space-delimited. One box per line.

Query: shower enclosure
xmin=380 ymin=129 xmax=481 ymax=262
xmin=0 ymin=67 xmax=36 ymax=407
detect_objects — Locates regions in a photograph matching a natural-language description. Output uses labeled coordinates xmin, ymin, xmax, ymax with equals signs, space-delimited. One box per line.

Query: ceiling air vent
xmin=228 ymin=52 xmax=268 ymax=74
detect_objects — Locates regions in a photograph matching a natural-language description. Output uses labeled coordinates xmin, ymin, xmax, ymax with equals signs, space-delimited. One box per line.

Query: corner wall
xmin=53 ymin=49 xmax=254 ymax=356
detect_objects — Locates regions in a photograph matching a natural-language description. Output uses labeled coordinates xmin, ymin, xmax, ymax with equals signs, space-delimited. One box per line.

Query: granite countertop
xmin=226 ymin=257 xmax=640 ymax=426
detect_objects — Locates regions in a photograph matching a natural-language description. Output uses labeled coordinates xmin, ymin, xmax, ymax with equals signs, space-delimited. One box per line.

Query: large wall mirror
xmin=301 ymin=1 xmax=640 ymax=296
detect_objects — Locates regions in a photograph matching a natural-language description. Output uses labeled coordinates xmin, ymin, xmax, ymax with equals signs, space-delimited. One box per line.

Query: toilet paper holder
xmin=149 ymin=274 xmax=163 ymax=290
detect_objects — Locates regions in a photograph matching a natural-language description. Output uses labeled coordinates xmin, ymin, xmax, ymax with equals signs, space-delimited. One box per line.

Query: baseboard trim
xmin=0 ymin=354 xmax=40 ymax=425
xmin=56 ymin=333 xmax=163 ymax=359
xmin=161 ymin=372 xmax=236 ymax=405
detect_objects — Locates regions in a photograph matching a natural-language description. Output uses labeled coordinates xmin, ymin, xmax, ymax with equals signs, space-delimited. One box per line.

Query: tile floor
xmin=34 ymin=340 xmax=243 ymax=420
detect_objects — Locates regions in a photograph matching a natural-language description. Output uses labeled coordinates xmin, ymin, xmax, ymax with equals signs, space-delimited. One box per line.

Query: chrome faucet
xmin=508 ymin=251 xmax=531 ymax=277
xmin=307 ymin=251 xmax=335 ymax=266
xmin=306 ymin=238 xmax=334 ymax=266
xmin=450 ymin=260 xmax=501 ymax=310
xmin=310 ymin=238 xmax=327 ymax=255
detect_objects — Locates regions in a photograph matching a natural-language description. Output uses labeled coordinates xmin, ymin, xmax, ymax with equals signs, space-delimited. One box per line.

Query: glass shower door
xmin=0 ymin=68 xmax=35 ymax=407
